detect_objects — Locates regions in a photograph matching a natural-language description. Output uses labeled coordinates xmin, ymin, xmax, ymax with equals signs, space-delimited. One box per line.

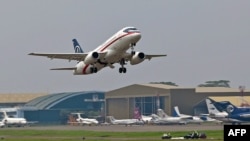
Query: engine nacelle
xmin=130 ymin=52 xmax=145 ymax=65
xmin=84 ymin=51 xmax=99 ymax=64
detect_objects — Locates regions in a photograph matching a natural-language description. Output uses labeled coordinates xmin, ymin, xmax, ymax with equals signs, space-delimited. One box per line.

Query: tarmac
xmin=2 ymin=123 xmax=223 ymax=132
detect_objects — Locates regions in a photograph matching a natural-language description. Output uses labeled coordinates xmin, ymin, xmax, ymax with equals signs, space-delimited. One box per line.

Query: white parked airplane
xmin=68 ymin=113 xmax=99 ymax=126
xmin=141 ymin=115 xmax=152 ymax=123
xmin=0 ymin=121 xmax=5 ymax=128
xmin=28 ymin=27 xmax=167 ymax=74
xmin=173 ymin=106 xmax=204 ymax=124
xmin=106 ymin=116 xmax=144 ymax=126
xmin=150 ymin=109 xmax=187 ymax=125
xmin=0 ymin=111 xmax=27 ymax=127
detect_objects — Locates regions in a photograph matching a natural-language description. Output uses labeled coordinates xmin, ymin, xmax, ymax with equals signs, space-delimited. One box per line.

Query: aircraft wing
xmin=240 ymin=113 xmax=250 ymax=118
xmin=27 ymin=121 xmax=39 ymax=125
xmin=28 ymin=52 xmax=107 ymax=61
xmin=145 ymin=54 xmax=167 ymax=60
xmin=50 ymin=67 xmax=77 ymax=70
xmin=123 ymin=53 xmax=167 ymax=61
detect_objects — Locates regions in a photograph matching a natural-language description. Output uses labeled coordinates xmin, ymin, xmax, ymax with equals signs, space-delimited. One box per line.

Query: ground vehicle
xmin=161 ymin=133 xmax=172 ymax=139
xmin=184 ymin=131 xmax=206 ymax=139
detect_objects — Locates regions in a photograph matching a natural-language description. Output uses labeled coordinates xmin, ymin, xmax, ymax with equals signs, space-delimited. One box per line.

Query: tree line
xmin=150 ymin=80 xmax=231 ymax=87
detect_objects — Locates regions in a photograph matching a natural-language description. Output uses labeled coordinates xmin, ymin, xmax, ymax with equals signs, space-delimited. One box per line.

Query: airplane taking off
xmin=28 ymin=27 xmax=167 ymax=75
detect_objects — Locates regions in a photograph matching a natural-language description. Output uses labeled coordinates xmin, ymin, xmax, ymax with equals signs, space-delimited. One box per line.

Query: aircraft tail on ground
xmin=72 ymin=39 xmax=84 ymax=53
xmin=206 ymin=98 xmax=223 ymax=115
xmin=1 ymin=111 xmax=9 ymax=118
xmin=173 ymin=106 xmax=181 ymax=117
xmin=106 ymin=116 xmax=115 ymax=124
xmin=213 ymin=101 xmax=249 ymax=115
xmin=157 ymin=109 xmax=169 ymax=118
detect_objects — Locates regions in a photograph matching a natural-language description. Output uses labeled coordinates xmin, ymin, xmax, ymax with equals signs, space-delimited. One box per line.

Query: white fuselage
xmin=73 ymin=28 xmax=141 ymax=75
xmin=151 ymin=115 xmax=186 ymax=125
xmin=108 ymin=116 xmax=143 ymax=125
xmin=76 ymin=118 xmax=99 ymax=124
xmin=74 ymin=113 xmax=99 ymax=125
xmin=3 ymin=117 xmax=27 ymax=126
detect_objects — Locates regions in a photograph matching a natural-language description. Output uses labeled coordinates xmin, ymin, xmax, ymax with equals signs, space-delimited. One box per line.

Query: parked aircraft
xmin=0 ymin=121 xmax=5 ymax=128
xmin=133 ymin=107 xmax=152 ymax=124
xmin=68 ymin=113 xmax=99 ymax=126
xmin=106 ymin=116 xmax=144 ymax=126
xmin=0 ymin=111 xmax=28 ymax=127
xmin=28 ymin=27 xmax=166 ymax=75
xmin=213 ymin=100 xmax=250 ymax=124
xmin=205 ymin=98 xmax=228 ymax=118
xmin=173 ymin=106 xmax=204 ymax=124
xmin=150 ymin=109 xmax=187 ymax=125
xmin=141 ymin=115 xmax=153 ymax=123
xmin=204 ymin=98 xmax=235 ymax=124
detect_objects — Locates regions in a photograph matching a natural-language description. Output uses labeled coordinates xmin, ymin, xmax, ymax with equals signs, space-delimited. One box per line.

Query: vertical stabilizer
xmin=1 ymin=111 xmax=9 ymax=118
xmin=107 ymin=116 xmax=115 ymax=124
xmin=173 ymin=106 xmax=181 ymax=117
xmin=72 ymin=39 xmax=84 ymax=53
xmin=206 ymin=98 xmax=222 ymax=115
xmin=157 ymin=109 xmax=169 ymax=118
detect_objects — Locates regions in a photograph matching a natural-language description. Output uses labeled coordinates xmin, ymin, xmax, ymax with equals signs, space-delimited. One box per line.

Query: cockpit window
xmin=123 ymin=27 xmax=140 ymax=33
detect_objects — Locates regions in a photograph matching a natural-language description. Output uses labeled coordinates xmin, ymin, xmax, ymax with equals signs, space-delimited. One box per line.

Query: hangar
xmin=0 ymin=93 xmax=47 ymax=107
xmin=0 ymin=91 xmax=105 ymax=124
xmin=22 ymin=91 xmax=105 ymax=124
xmin=105 ymin=83 xmax=250 ymax=119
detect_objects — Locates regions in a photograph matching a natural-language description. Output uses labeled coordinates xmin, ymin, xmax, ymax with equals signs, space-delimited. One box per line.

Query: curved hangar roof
xmin=24 ymin=91 xmax=104 ymax=110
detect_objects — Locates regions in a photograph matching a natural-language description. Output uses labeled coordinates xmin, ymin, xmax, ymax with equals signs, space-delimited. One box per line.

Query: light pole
xmin=239 ymin=85 xmax=245 ymax=106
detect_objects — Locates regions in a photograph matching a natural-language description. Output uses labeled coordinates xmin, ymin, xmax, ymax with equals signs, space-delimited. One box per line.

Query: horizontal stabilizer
xmin=50 ymin=67 xmax=76 ymax=70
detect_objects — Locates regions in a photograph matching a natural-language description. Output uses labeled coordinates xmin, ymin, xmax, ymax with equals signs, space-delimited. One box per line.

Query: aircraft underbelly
xmin=103 ymin=40 xmax=130 ymax=63
xmin=74 ymin=61 xmax=106 ymax=75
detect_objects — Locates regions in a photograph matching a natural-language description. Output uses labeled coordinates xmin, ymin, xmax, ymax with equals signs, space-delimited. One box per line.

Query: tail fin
xmin=173 ymin=106 xmax=181 ymax=117
xmin=214 ymin=101 xmax=238 ymax=114
xmin=157 ymin=109 xmax=169 ymax=118
xmin=134 ymin=107 xmax=142 ymax=120
xmin=76 ymin=113 xmax=82 ymax=119
xmin=72 ymin=39 xmax=84 ymax=53
xmin=1 ymin=111 xmax=9 ymax=118
xmin=206 ymin=98 xmax=222 ymax=115
xmin=107 ymin=116 xmax=115 ymax=124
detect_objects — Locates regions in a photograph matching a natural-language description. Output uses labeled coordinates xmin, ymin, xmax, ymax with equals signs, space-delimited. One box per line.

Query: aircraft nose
xmin=133 ymin=32 xmax=141 ymax=42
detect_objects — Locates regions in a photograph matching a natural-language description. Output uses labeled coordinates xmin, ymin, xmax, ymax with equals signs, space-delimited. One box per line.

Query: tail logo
xmin=226 ymin=105 xmax=234 ymax=113
xmin=75 ymin=46 xmax=82 ymax=53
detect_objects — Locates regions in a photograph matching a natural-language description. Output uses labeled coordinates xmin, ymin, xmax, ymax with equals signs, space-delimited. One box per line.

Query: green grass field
xmin=0 ymin=129 xmax=224 ymax=141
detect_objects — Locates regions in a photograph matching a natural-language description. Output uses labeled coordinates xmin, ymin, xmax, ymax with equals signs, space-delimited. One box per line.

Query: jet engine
xmin=84 ymin=51 xmax=99 ymax=64
xmin=130 ymin=52 xmax=145 ymax=65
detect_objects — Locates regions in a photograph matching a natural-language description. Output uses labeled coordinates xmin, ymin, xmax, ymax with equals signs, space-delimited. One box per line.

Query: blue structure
xmin=23 ymin=91 xmax=105 ymax=124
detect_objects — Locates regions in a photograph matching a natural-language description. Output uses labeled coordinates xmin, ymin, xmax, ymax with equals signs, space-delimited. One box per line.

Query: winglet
xmin=72 ymin=39 xmax=84 ymax=53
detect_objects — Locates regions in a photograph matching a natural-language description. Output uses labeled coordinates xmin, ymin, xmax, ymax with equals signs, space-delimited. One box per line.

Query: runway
xmin=4 ymin=123 xmax=223 ymax=132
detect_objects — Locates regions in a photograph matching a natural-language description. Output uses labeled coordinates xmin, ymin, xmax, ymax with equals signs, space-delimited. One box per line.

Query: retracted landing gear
xmin=119 ymin=58 xmax=127 ymax=73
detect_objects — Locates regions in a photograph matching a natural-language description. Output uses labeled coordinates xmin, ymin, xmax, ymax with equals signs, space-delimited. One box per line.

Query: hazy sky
xmin=1 ymin=0 xmax=250 ymax=93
